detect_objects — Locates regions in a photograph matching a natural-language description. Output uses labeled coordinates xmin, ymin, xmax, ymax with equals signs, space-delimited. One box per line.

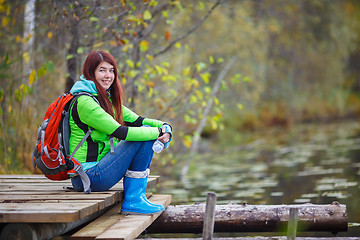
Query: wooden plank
xmin=0 ymin=191 xmax=108 ymax=195
xmin=0 ymin=192 xmax=118 ymax=202
xmin=71 ymin=195 xmax=172 ymax=240
xmin=0 ymin=175 xmax=52 ymax=179
xmin=0 ymin=210 xmax=80 ymax=223
xmin=0 ymin=185 xmax=73 ymax=191
xmin=0 ymin=175 xmax=159 ymax=224
xmin=136 ymin=238 xmax=360 ymax=240
xmin=0 ymin=177 xmax=156 ymax=191
xmin=0 ymin=202 xmax=100 ymax=223
xmin=71 ymin=193 xmax=152 ymax=240
xmin=71 ymin=202 xmax=126 ymax=240
xmin=95 ymin=195 xmax=171 ymax=240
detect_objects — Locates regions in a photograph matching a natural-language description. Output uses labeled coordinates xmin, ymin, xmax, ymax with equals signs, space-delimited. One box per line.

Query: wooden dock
xmin=0 ymin=175 xmax=171 ymax=240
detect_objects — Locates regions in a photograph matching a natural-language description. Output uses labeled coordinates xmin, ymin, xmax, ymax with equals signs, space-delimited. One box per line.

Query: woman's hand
xmin=158 ymin=129 xmax=171 ymax=143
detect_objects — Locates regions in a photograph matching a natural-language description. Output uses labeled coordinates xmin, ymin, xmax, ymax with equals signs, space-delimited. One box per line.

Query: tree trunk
xmin=146 ymin=202 xmax=347 ymax=234
xmin=65 ymin=4 xmax=81 ymax=93
xmin=23 ymin=0 xmax=36 ymax=79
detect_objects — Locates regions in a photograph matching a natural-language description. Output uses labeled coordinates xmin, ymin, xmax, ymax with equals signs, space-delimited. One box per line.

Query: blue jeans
xmin=71 ymin=140 xmax=155 ymax=192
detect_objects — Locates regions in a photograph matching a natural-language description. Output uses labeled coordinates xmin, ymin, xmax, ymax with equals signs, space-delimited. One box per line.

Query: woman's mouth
xmin=102 ymin=79 xmax=111 ymax=84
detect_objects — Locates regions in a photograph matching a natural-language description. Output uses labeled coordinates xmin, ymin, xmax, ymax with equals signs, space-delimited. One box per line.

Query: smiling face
xmin=95 ymin=61 xmax=115 ymax=90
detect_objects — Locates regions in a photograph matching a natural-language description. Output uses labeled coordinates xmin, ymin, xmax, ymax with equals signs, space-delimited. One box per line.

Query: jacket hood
xmin=70 ymin=75 xmax=98 ymax=95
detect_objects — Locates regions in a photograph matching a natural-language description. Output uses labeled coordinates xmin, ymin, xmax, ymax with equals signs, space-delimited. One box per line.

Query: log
xmin=146 ymin=202 xmax=347 ymax=234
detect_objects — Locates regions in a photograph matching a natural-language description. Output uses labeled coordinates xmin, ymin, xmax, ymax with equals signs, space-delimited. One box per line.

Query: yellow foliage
xmin=93 ymin=42 xmax=104 ymax=48
xmin=145 ymin=80 xmax=155 ymax=88
xmin=143 ymin=10 xmax=152 ymax=20
xmin=47 ymin=31 xmax=53 ymax=39
xmin=29 ymin=70 xmax=36 ymax=85
xmin=148 ymin=87 xmax=153 ymax=97
xmin=200 ymin=73 xmax=210 ymax=84
xmin=23 ymin=52 xmax=30 ymax=64
xmin=183 ymin=67 xmax=190 ymax=76
xmin=109 ymin=40 xmax=117 ymax=47
xmin=146 ymin=55 xmax=154 ymax=62
xmin=182 ymin=136 xmax=192 ymax=148
xmin=139 ymin=40 xmax=149 ymax=52
xmin=126 ymin=59 xmax=135 ymax=68
xmin=2 ymin=17 xmax=9 ymax=27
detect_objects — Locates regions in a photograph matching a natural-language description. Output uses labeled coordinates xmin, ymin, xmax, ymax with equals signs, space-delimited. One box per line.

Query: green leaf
xmin=209 ymin=56 xmax=214 ymax=64
xmin=231 ymin=74 xmax=242 ymax=84
xmin=66 ymin=54 xmax=74 ymax=60
xmin=139 ymin=40 xmax=149 ymax=52
xmin=77 ymin=47 xmax=84 ymax=54
xmin=126 ymin=59 xmax=135 ymax=68
xmin=201 ymin=72 xmax=211 ymax=84
xmin=196 ymin=62 xmax=207 ymax=71
xmin=243 ymin=76 xmax=251 ymax=82
xmin=37 ymin=65 xmax=47 ymax=78
xmin=162 ymin=10 xmax=168 ymax=18
xmin=47 ymin=61 xmax=54 ymax=72
xmin=143 ymin=10 xmax=152 ymax=20
xmin=150 ymin=0 xmax=158 ymax=7
xmin=183 ymin=67 xmax=191 ymax=76
xmin=190 ymin=95 xmax=197 ymax=103
xmin=127 ymin=14 xmax=139 ymax=23
xmin=217 ymin=57 xmax=224 ymax=63
xmin=128 ymin=70 xmax=138 ymax=78
xmin=184 ymin=114 xmax=192 ymax=123
xmin=0 ymin=89 xmax=3 ymax=102
xmin=198 ymin=2 xmax=205 ymax=10
xmin=90 ymin=16 xmax=99 ymax=22
xmin=29 ymin=70 xmax=36 ymax=85
xmin=220 ymin=81 xmax=228 ymax=90
xmin=161 ymin=61 xmax=170 ymax=68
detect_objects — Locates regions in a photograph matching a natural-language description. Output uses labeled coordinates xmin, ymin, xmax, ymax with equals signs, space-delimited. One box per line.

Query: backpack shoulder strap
xmin=72 ymin=92 xmax=100 ymax=105
xmin=63 ymin=92 xmax=100 ymax=157
xmin=72 ymin=92 xmax=115 ymax=154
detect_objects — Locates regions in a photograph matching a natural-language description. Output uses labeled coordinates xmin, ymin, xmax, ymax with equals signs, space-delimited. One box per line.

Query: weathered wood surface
xmin=71 ymin=194 xmax=172 ymax=240
xmin=0 ymin=175 xmax=159 ymax=223
xmin=146 ymin=202 xmax=347 ymax=233
xmin=138 ymin=238 xmax=359 ymax=240
xmin=0 ymin=175 xmax=162 ymax=240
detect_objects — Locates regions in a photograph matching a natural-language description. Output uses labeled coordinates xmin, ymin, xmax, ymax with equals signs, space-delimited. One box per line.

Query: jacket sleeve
xmin=76 ymin=96 xmax=160 ymax=141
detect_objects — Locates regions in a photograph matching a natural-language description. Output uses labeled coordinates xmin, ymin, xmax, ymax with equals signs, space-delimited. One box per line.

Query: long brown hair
xmin=82 ymin=50 xmax=125 ymax=126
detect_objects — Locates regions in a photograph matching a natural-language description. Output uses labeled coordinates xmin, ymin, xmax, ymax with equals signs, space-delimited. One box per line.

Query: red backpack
xmin=32 ymin=92 xmax=98 ymax=193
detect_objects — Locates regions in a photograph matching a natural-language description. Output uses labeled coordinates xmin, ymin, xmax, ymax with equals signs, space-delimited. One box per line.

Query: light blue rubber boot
xmin=121 ymin=169 xmax=164 ymax=215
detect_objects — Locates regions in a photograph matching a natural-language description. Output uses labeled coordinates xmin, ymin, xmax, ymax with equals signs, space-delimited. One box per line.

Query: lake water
xmin=157 ymin=120 xmax=360 ymax=237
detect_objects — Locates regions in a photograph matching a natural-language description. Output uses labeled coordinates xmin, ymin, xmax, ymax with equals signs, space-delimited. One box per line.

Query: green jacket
xmin=69 ymin=76 xmax=164 ymax=167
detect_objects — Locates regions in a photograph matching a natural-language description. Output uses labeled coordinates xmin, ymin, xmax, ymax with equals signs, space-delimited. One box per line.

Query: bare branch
xmin=181 ymin=56 xmax=236 ymax=180
xmin=153 ymin=0 xmax=226 ymax=58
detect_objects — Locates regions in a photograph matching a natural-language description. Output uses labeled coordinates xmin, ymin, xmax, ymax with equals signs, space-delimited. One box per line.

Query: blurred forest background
xmin=1 ymin=0 xmax=360 ymax=174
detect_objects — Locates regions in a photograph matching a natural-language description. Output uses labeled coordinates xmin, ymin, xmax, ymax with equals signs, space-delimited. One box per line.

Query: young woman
xmin=69 ymin=50 xmax=172 ymax=215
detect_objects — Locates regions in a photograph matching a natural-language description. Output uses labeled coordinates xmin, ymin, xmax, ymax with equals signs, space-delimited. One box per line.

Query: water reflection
xmin=159 ymin=121 xmax=360 ymax=236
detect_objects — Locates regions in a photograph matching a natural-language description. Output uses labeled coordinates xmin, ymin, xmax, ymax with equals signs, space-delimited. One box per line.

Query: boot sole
xmin=121 ymin=209 xmax=164 ymax=215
